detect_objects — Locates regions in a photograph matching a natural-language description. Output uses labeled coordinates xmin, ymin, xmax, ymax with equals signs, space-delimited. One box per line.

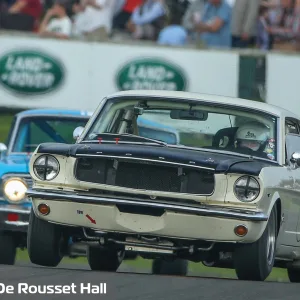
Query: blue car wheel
xmin=0 ymin=233 xmax=16 ymax=265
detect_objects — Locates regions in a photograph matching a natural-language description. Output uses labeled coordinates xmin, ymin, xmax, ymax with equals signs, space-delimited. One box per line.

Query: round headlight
xmin=33 ymin=155 xmax=59 ymax=181
xmin=234 ymin=176 xmax=260 ymax=202
xmin=3 ymin=178 xmax=28 ymax=203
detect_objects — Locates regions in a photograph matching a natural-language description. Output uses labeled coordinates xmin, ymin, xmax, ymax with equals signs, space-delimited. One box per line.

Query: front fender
xmin=268 ymin=192 xmax=281 ymax=217
xmin=256 ymin=166 xmax=295 ymax=245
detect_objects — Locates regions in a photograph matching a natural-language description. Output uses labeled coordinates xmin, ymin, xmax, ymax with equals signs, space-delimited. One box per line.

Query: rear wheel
xmin=0 ymin=233 xmax=16 ymax=265
xmin=27 ymin=209 xmax=67 ymax=267
xmin=152 ymin=258 xmax=188 ymax=276
xmin=233 ymin=205 xmax=278 ymax=281
xmin=87 ymin=246 xmax=124 ymax=271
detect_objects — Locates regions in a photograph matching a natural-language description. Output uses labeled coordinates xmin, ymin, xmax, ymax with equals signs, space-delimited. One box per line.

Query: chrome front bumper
xmin=0 ymin=204 xmax=30 ymax=232
xmin=27 ymin=189 xmax=269 ymax=242
xmin=26 ymin=189 xmax=268 ymax=222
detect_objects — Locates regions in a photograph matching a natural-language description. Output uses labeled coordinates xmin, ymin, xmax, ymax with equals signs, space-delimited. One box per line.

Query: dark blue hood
xmin=36 ymin=142 xmax=280 ymax=176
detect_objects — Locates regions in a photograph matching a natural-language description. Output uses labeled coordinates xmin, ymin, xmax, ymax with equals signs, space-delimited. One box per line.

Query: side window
xmin=286 ymin=134 xmax=300 ymax=163
xmin=285 ymin=119 xmax=299 ymax=135
xmin=285 ymin=119 xmax=300 ymax=164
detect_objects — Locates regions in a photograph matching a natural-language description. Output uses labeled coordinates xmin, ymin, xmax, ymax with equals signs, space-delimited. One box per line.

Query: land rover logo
xmin=0 ymin=50 xmax=64 ymax=95
xmin=116 ymin=58 xmax=187 ymax=91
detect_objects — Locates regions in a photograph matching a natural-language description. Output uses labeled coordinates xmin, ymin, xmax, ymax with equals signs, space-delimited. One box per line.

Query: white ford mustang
xmin=26 ymin=90 xmax=300 ymax=282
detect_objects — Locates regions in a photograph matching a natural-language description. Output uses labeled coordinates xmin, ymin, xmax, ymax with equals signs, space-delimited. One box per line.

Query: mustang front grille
xmin=115 ymin=161 xmax=181 ymax=192
xmin=74 ymin=157 xmax=214 ymax=195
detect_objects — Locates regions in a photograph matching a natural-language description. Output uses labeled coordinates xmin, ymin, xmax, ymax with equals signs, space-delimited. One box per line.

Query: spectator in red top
xmin=113 ymin=0 xmax=142 ymax=29
xmin=8 ymin=0 xmax=43 ymax=30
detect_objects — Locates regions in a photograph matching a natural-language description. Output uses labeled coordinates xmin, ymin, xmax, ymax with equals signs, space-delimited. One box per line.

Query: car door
xmin=285 ymin=118 xmax=300 ymax=244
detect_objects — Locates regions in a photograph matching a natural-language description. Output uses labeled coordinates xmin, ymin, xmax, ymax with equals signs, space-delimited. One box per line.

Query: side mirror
xmin=0 ymin=143 xmax=7 ymax=159
xmin=290 ymin=152 xmax=300 ymax=167
xmin=0 ymin=143 xmax=7 ymax=152
xmin=73 ymin=126 xmax=84 ymax=141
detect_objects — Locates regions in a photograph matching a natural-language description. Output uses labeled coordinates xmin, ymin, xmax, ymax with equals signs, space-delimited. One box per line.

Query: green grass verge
xmin=16 ymin=249 xmax=289 ymax=282
xmin=0 ymin=113 xmax=14 ymax=143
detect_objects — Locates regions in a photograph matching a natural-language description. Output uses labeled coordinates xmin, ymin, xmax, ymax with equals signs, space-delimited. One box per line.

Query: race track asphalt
xmin=0 ymin=262 xmax=299 ymax=300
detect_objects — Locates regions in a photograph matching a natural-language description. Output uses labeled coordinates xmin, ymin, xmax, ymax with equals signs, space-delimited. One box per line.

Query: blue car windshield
xmin=12 ymin=116 xmax=88 ymax=153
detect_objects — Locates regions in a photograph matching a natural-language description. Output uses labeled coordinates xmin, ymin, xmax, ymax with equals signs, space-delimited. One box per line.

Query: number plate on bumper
xmin=125 ymin=237 xmax=174 ymax=254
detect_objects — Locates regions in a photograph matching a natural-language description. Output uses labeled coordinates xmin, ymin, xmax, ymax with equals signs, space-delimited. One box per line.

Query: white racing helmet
xmin=235 ymin=121 xmax=270 ymax=151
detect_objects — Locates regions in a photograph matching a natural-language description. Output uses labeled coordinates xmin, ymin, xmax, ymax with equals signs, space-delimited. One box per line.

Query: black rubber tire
xmin=124 ymin=251 xmax=138 ymax=260
xmin=287 ymin=267 xmax=300 ymax=282
xmin=87 ymin=246 xmax=124 ymax=271
xmin=233 ymin=205 xmax=278 ymax=281
xmin=0 ymin=233 xmax=16 ymax=265
xmin=152 ymin=258 xmax=188 ymax=276
xmin=27 ymin=209 xmax=66 ymax=267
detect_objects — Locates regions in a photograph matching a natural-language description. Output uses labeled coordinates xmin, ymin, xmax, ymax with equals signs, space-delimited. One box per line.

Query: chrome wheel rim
xmin=202 ymin=261 xmax=215 ymax=267
xmin=266 ymin=210 xmax=276 ymax=266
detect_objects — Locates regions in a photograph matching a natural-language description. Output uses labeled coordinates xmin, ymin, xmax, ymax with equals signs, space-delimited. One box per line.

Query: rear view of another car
xmin=0 ymin=109 xmax=91 ymax=265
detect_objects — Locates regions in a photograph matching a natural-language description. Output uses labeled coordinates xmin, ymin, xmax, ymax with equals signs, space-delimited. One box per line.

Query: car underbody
xmin=29 ymin=211 xmax=293 ymax=273
xmin=67 ymin=225 xmax=235 ymax=264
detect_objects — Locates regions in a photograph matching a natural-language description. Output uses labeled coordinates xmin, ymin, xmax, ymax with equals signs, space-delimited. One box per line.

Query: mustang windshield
xmin=12 ymin=116 xmax=88 ymax=153
xmin=84 ymin=98 xmax=278 ymax=161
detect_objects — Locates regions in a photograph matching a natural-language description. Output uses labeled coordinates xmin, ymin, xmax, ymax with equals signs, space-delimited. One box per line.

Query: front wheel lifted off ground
xmin=27 ymin=208 xmax=67 ymax=267
xmin=0 ymin=233 xmax=16 ymax=265
xmin=233 ymin=205 xmax=278 ymax=281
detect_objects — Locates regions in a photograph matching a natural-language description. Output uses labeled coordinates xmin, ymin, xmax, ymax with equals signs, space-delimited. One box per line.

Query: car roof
xmin=16 ymin=108 xmax=93 ymax=118
xmin=106 ymin=90 xmax=300 ymax=119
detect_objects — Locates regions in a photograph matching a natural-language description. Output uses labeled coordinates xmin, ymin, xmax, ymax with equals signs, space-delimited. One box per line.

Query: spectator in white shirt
xmin=39 ymin=0 xmax=72 ymax=39
xmin=73 ymin=0 xmax=116 ymax=41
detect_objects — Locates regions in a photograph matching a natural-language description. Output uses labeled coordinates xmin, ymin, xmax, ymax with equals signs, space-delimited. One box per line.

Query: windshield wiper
xmin=81 ymin=133 xmax=168 ymax=147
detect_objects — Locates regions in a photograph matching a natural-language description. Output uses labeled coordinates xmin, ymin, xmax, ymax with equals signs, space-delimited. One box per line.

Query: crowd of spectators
xmin=1 ymin=0 xmax=300 ymax=51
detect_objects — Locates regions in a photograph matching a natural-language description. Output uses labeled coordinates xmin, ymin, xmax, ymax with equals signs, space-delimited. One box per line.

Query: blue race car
xmin=0 ymin=108 xmax=92 ymax=265
xmin=137 ymin=117 xmax=180 ymax=145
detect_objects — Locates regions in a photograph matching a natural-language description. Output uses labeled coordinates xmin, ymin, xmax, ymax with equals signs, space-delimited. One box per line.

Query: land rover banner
xmin=115 ymin=58 xmax=188 ymax=91
xmin=0 ymin=34 xmax=239 ymax=110
xmin=0 ymin=50 xmax=65 ymax=96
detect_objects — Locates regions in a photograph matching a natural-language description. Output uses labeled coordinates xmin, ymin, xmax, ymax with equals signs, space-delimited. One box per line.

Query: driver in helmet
xmin=234 ymin=121 xmax=271 ymax=159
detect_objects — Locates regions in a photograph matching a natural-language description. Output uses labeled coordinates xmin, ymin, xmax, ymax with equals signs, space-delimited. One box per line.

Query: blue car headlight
xmin=3 ymin=177 xmax=28 ymax=203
